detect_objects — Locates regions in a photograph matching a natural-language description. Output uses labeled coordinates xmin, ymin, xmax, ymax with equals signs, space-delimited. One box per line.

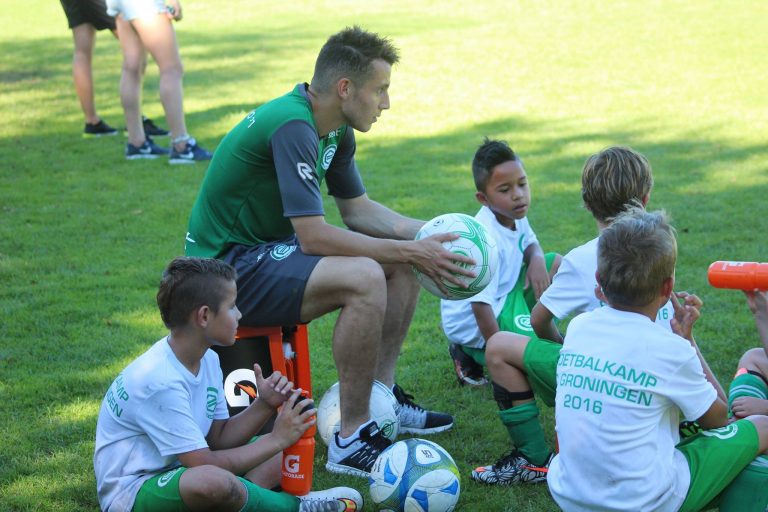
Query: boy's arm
xmin=671 ymin=292 xmax=728 ymax=403
xmin=523 ymin=242 xmax=549 ymax=300
xmin=179 ymin=390 xmax=314 ymax=475
xmin=471 ymin=302 xmax=500 ymax=342
xmin=745 ymin=290 xmax=768 ymax=354
xmin=531 ymin=301 xmax=563 ymax=343
xmin=207 ymin=364 xmax=294 ymax=450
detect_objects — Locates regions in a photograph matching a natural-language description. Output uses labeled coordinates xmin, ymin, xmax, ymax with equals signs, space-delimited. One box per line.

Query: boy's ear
xmin=660 ymin=276 xmax=675 ymax=299
xmin=641 ymin=193 xmax=651 ymax=207
xmin=475 ymin=191 xmax=489 ymax=206
xmin=193 ymin=305 xmax=211 ymax=328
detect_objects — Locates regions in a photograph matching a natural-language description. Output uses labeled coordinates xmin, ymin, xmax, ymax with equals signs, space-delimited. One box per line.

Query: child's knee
xmin=740 ymin=348 xmax=768 ymax=373
xmin=180 ymin=465 xmax=244 ymax=506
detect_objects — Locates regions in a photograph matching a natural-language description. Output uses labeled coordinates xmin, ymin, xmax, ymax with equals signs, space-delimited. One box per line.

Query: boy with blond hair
xmin=548 ymin=208 xmax=768 ymax=512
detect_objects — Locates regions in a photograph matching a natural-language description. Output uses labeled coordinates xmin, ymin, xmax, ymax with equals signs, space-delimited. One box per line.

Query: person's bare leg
xmin=243 ymin=452 xmax=281 ymax=490
xmin=178 ymin=465 xmax=245 ymax=511
xmin=130 ymin=14 xmax=187 ymax=145
xmin=301 ymin=256 xmax=387 ymax=437
xmin=486 ymin=332 xmax=535 ymax=406
xmin=375 ymin=263 xmax=420 ymax=387
xmin=71 ymin=24 xmax=99 ymax=124
xmin=115 ymin=15 xmax=145 ymax=147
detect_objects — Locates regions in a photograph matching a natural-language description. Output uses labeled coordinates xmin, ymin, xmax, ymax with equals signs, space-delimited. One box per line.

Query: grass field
xmin=1 ymin=1 xmax=767 ymax=510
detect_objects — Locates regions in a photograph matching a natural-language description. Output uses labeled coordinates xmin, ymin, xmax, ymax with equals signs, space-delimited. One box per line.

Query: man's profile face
xmin=341 ymin=59 xmax=392 ymax=132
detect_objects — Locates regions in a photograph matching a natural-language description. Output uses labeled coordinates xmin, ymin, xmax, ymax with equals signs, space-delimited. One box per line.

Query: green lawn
xmin=1 ymin=1 xmax=767 ymax=510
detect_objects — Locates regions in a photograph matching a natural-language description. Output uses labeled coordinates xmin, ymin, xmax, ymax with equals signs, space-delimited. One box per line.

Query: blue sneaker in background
xmin=169 ymin=137 xmax=212 ymax=164
xmin=125 ymin=137 xmax=170 ymax=160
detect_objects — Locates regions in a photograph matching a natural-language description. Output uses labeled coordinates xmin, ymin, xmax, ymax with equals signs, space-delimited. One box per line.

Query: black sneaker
xmin=392 ymin=384 xmax=453 ymax=435
xmin=169 ymin=137 xmax=212 ymax=164
xmin=326 ymin=421 xmax=392 ymax=478
xmin=125 ymin=137 xmax=170 ymax=160
xmin=142 ymin=116 xmax=169 ymax=137
xmin=83 ymin=120 xmax=118 ymax=137
xmin=449 ymin=343 xmax=489 ymax=386
xmin=471 ymin=450 xmax=553 ymax=485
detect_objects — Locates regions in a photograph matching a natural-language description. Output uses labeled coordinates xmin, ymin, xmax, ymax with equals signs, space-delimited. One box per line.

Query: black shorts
xmin=222 ymin=236 xmax=322 ymax=326
xmin=60 ymin=0 xmax=116 ymax=30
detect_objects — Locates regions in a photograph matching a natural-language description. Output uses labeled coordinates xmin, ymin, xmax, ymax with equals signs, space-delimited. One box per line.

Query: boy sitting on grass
xmin=530 ymin=146 xmax=674 ymax=342
xmin=441 ymin=138 xmax=560 ymax=387
xmin=716 ymin=289 xmax=768 ymax=511
xmin=93 ymin=257 xmax=362 ymax=512
xmin=548 ymin=208 xmax=768 ymax=512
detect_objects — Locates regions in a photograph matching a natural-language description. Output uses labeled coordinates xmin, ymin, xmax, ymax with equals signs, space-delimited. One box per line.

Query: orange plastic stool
xmin=234 ymin=324 xmax=315 ymax=496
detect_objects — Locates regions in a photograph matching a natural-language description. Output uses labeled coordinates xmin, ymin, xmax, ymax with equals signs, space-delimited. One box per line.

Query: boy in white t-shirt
xmin=548 ymin=208 xmax=768 ymax=512
xmin=531 ymin=146 xmax=674 ymax=342
xmin=93 ymin=257 xmax=362 ymax=512
xmin=442 ymin=138 xmax=560 ymax=387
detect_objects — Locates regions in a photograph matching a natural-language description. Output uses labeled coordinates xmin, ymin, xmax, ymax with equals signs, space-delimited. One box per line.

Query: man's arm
xmin=291 ymin=211 xmax=475 ymax=292
xmin=530 ymin=302 xmax=563 ymax=343
xmin=336 ymin=194 xmax=422 ymax=240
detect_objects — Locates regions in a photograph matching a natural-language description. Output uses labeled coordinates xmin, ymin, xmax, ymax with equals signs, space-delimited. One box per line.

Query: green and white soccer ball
xmin=414 ymin=213 xmax=499 ymax=300
xmin=369 ymin=438 xmax=461 ymax=512
xmin=316 ymin=380 xmax=400 ymax=446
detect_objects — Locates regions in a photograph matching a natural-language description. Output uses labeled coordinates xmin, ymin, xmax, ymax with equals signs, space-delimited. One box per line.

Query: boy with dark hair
xmin=186 ymin=26 xmax=468 ymax=477
xmin=471 ymin=146 xmax=675 ymax=486
xmin=442 ymin=139 xmax=560 ymax=386
xmin=94 ymin=257 xmax=362 ymax=511
xmin=548 ymin=208 xmax=768 ymax=512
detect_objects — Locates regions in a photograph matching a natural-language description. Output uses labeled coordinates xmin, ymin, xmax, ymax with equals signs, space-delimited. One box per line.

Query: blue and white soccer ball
xmin=369 ymin=438 xmax=461 ymax=512
xmin=414 ymin=213 xmax=499 ymax=300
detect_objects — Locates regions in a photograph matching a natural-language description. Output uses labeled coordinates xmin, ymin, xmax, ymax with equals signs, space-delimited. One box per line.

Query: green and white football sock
xmin=237 ymin=477 xmax=298 ymax=512
xmin=498 ymin=402 xmax=550 ymax=466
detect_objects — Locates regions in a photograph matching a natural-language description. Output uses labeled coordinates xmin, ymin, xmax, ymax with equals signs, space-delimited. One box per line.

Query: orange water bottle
xmin=707 ymin=261 xmax=768 ymax=290
xmin=281 ymin=394 xmax=315 ymax=496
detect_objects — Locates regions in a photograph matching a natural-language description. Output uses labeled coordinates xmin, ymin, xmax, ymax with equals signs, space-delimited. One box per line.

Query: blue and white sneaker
xmin=125 ymin=137 xmax=169 ymax=160
xmin=169 ymin=137 xmax=212 ymax=164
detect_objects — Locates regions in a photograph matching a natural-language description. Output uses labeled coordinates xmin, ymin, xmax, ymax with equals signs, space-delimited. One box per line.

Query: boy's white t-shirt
xmin=547 ymin=307 xmax=717 ymax=512
xmin=441 ymin=206 xmax=537 ymax=348
xmin=539 ymin=236 xmax=676 ymax=328
xmin=94 ymin=337 xmax=229 ymax=512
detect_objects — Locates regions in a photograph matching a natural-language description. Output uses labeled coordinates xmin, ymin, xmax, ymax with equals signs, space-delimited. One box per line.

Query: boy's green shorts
xmin=678 ymin=419 xmax=760 ymax=512
xmin=522 ymin=336 xmax=561 ymax=407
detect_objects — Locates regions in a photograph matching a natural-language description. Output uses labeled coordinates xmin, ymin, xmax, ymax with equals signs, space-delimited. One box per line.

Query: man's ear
xmin=337 ymin=78 xmax=353 ymax=99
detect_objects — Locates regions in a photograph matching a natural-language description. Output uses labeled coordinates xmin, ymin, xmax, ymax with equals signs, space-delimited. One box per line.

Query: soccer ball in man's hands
xmin=369 ymin=438 xmax=461 ymax=512
xmin=414 ymin=213 xmax=499 ymax=300
xmin=316 ymin=380 xmax=400 ymax=446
